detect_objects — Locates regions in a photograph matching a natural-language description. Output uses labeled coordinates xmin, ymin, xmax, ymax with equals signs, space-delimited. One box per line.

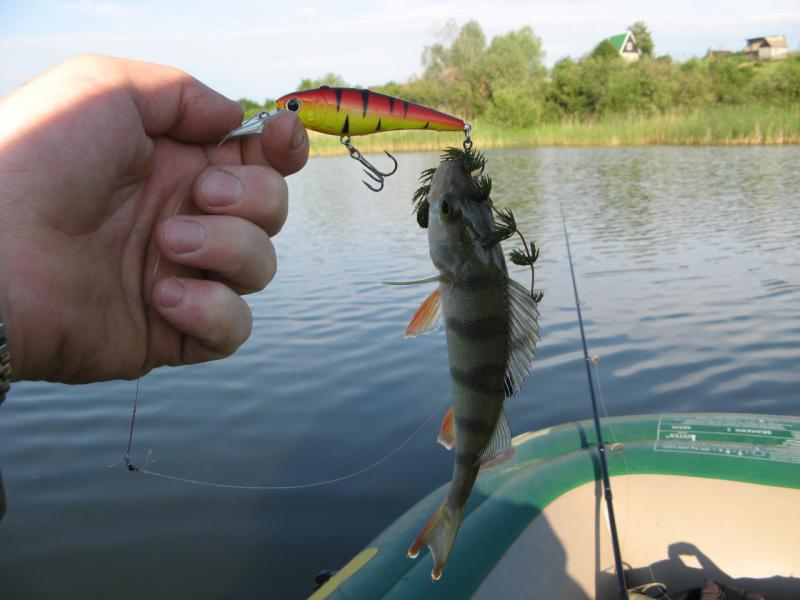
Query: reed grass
xmin=295 ymin=106 xmax=800 ymax=156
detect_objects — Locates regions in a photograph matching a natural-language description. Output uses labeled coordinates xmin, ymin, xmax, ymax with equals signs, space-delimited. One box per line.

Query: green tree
xmin=481 ymin=27 xmax=546 ymax=126
xmin=590 ymin=39 xmax=621 ymax=61
xmin=748 ymin=56 xmax=800 ymax=106
xmin=481 ymin=26 xmax=545 ymax=87
xmin=707 ymin=57 xmax=755 ymax=104
xmin=448 ymin=21 xmax=486 ymax=72
xmin=419 ymin=20 xmax=489 ymax=119
xmin=600 ymin=58 xmax=678 ymax=114
xmin=580 ymin=56 xmax=624 ymax=115
xmin=675 ymin=59 xmax=714 ymax=108
xmin=546 ymin=58 xmax=586 ymax=117
xmin=629 ymin=21 xmax=654 ymax=57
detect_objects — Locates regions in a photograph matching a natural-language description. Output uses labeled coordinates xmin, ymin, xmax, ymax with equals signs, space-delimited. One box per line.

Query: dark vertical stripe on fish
xmin=361 ymin=89 xmax=369 ymax=117
xmin=455 ymin=416 xmax=495 ymax=436
xmin=450 ymin=365 xmax=506 ymax=395
xmin=342 ymin=115 xmax=350 ymax=135
xmin=456 ymin=273 xmax=504 ymax=293
xmin=335 ymin=88 xmax=343 ymax=112
xmin=403 ymin=101 xmax=409 ymax=118
xmin=376 ymin=118 xmax=382 ymax=132
xmin=424 ymin=121 xmax=430 ymax=129
xmin=445 ymin=317 xmax=505 ymax=341
xmin=388 ymin=95 xmax=395 ymax=114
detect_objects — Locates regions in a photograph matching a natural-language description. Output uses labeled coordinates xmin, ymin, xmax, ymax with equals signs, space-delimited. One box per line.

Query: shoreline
xmin=308 ymin=136 xmax=800 ymax=157
xmin=289 ymin=106 xmax=800 ymax=156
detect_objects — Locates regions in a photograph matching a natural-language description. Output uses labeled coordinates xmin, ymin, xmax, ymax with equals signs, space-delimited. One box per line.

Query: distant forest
xmin=239 ymin=20 xmax=800 ymax=127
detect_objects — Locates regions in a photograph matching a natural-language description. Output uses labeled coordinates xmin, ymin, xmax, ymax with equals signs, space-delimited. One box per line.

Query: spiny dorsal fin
xmin=503 ymin=277 xmax=541 ymax=397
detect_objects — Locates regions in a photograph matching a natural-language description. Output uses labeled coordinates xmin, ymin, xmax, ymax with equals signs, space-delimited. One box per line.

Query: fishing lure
xmin=223 ymin=86 xmax=471 ymax=191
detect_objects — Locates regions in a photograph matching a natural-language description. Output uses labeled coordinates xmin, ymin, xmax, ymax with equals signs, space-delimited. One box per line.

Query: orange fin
xmin=407 ymin=501 xmax=464 ymax=581
xmin=437 ymin=407 xmax=455 ymax=450
xmin=404 ymin=288 xmax=442 ymax=339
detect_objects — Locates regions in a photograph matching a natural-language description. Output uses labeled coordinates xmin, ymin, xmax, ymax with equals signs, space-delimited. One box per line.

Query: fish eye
xmin=287 ymin=98 xmax=301 ymax=112
xmin=441 ymin=199 xmax=451 ymax=217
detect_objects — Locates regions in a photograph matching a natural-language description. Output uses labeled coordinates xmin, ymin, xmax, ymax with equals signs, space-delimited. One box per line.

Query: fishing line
xmin=125 ymin=140 xmax=219 ymax=471
xmin=559 ymin=204 xmax=629 ymax=600
xmin=124 ymin=123 xmax=448 ymax=490
xmin=127 ymin=396 xmax=448 ymax=490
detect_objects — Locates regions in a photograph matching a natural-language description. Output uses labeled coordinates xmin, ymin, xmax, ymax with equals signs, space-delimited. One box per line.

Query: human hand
xmin=0 ymin=55 xmax=309 ymax=384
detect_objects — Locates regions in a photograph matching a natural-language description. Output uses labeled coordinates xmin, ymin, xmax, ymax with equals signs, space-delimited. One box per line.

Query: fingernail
xmin=200 ymin=169 xmax=244 ymax=207
xmin=159 ymin=278 xmax=185 ymax=308
xmin=291 ymin=116 xmax=307 ymax=150
xmin=164 ymin=218 xmax=206 ymax=254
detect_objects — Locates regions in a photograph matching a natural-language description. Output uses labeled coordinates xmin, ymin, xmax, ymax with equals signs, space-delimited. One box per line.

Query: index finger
xmin=96 ymin=55 xmax=244 ymax=143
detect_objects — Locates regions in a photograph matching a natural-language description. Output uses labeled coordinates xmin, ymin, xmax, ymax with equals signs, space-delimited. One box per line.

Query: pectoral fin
xmin=381 ymin=275 xmax=441 ymax=286
xmin=503 ymin=278 xmax=541 ymax=397
xmin=405 ymin=288 xmax=442 ymax=338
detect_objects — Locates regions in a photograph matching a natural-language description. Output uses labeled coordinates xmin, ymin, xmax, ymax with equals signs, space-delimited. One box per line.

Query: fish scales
xmin=445 ymin=271 xmax=508 ymax=504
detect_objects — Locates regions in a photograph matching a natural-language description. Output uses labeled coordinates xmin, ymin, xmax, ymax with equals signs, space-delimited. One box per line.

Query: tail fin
xmin=406 ymin=501 xmax=464 ymax=581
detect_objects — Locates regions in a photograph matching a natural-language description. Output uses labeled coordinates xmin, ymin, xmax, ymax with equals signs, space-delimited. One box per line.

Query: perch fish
xmin=402 ymin=149 xmax=540 ymax=580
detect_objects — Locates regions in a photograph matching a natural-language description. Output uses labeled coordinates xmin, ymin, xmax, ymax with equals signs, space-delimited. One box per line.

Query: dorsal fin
xmin=503 ymin=278 xmax=541 ymax=397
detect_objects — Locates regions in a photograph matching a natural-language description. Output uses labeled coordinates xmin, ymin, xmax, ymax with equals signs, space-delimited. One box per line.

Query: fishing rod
xmin=559 ymin=205 xmax=629 ymax=600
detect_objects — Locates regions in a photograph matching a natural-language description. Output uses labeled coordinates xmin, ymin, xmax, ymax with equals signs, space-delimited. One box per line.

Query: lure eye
xmin=287 ymin=98 xmax=301 ymax=112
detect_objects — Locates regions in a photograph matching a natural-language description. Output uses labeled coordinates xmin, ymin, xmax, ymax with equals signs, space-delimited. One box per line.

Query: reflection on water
xmin=0 ymin=147 xmax=798 ymax=599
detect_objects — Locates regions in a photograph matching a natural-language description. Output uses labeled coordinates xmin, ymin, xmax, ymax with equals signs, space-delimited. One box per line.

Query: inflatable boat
xmin=311 ymin=413 xmax=800 ymax=599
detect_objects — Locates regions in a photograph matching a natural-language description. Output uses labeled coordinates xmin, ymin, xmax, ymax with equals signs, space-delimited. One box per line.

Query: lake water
xmin=1 ymin=146 xmax=799 ymax=599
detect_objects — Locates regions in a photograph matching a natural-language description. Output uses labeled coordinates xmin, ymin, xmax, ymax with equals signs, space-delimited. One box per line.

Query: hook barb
xmin=340 ymin=136 xmax=398 ymax=192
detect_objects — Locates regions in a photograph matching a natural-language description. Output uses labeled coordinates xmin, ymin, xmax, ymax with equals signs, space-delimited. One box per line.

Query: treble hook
xmin=340 ymin=136 xmax=398 ymax=192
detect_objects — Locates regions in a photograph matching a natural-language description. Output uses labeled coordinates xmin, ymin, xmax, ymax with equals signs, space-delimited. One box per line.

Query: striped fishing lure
xmin=275 ymin=87 xmax=465 ymax=136
xmin=223 ymin=87 xmax=470 ymax=191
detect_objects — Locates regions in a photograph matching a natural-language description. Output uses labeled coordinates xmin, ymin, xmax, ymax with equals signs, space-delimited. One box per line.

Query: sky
xmin=1 ymin=0 xmax=799 ymax=101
